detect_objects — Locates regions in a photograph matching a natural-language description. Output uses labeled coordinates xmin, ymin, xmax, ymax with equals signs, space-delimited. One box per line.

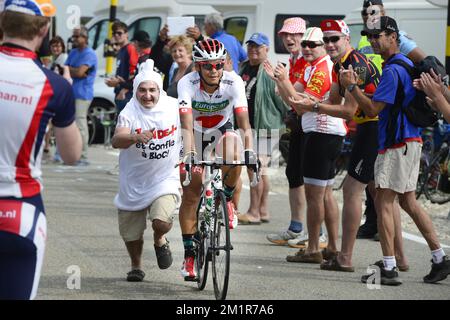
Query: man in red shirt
xmin=265 ymin=17 xmax=319 ymax=248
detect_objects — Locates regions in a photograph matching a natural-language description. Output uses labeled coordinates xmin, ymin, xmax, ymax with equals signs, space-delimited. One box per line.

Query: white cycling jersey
xmin=177 ymin=71 xmax=248 ymax=134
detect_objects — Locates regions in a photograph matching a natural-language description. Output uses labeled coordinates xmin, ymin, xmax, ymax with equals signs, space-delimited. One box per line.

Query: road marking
xmin=108 ymin=151 xmax=120 ymax=157
xmin=242 ymin=184 xmax=277 ymax=195
xmin=403 ymin=231 xmax=450 ymax=248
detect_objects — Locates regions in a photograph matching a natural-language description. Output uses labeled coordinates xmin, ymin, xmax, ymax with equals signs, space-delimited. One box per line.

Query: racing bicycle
xmin=181 ymin=158 xmax=259 ymax=300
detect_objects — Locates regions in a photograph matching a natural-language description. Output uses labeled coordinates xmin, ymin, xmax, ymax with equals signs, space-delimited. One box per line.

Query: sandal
xmin=320 ymin=256 xmax=355 ymax=272
xmin=126 ymin=269 xmax=145 ymax=282
xmin=237 ymin=213 xmax=261 ymax=225
xmin=321 ymin=248 xmax=339 ymax=261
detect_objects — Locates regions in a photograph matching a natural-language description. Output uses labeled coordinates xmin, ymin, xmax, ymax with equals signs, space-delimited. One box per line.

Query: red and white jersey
xmin=0 ymin=44 xmax=76 ymax=198
xmin=299 ymin=55 xmax=347 ymax=136
xmin=177 ymin=71 xmax=248 ymax=133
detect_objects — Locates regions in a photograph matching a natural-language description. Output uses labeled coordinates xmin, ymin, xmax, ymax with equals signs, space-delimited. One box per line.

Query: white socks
xmin=431 ymin=248 xmax=445 ymax=264
xmin=383 ymin=256 xmax=397 ymax=271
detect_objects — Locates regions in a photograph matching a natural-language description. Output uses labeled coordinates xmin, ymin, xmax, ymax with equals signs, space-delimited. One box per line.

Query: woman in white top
xmin=49 ymin=36 xmax=70 ymax=80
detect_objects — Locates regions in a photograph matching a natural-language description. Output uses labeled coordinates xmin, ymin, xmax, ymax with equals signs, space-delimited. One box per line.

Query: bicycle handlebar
xmin=176 ymin=158 xmax=261 ymax=187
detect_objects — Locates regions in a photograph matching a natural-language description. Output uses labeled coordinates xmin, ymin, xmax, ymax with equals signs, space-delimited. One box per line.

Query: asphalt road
xmin=36 ymin=146 xmax=450 ymax=300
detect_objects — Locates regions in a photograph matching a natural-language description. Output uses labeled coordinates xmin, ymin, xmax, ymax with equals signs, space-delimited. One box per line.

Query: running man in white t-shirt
xmin=177 ymin=39 xmax=256 ymax=281
xmin=112 ymin=59 xmax=181 ymax=282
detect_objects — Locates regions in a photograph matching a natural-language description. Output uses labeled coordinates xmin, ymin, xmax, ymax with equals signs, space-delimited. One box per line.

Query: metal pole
xmin=105 ymin=0 xmax=118 ymax=75
xmin=446 ymin=0 xmax=450 ymax=75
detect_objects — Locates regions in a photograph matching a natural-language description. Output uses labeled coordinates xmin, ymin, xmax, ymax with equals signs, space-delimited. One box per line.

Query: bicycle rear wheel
xmin=195 ymin=199 xmax=209 ymax=290
xmin=211 ymin=190 xmax=230 ymax=300
xmin=423 ymin=148 xmax=450 ymax=204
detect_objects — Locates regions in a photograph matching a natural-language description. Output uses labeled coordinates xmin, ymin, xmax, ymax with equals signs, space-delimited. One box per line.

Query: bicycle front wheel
xmin=211 ymin=190 xmax=230 ymax=300
xmin=195 ymin=199 xmax=209 ymax=290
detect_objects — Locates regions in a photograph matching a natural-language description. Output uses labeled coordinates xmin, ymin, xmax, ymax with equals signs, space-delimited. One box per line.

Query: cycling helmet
xmin=193 ymin=39 xmax=227 ymax=62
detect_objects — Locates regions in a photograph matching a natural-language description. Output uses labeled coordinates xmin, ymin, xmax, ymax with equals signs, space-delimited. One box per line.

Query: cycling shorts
xmin=286 ymin=128 xmax=305 ymax=188
xmin=0 ymin=194 xmax=47 ymax=300
xmin=347 ymin=121 xmax=378 ymax=184
xmin=303 ymin=132 xmax=343 ymax=187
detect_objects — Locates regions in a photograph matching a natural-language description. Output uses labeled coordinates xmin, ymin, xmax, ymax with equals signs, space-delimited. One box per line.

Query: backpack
xmin=390 ymin=57 xmax=443 ymax=128
xmin=384 ymin=56 xmax=446 ymax=148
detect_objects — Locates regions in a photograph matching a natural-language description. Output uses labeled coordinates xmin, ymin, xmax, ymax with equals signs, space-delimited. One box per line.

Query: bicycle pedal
xmin=229 ymin=245 xmax=234 ymax=250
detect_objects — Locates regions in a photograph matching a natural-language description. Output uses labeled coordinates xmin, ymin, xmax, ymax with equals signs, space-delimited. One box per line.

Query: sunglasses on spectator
xmin=323 ymin=36 xmax=345 ymax=44
xmin=361 ymin=9 xmax=376 ymax=16
xmin=199 ymin=62 xmax=225 ymax=71
xmin=300 ymin=41 xmax=323 ymax=49
xmin=113 ymin=31 xmax=125 ymax=36
xmin=367 ymin=32 xmax=388 ymax=40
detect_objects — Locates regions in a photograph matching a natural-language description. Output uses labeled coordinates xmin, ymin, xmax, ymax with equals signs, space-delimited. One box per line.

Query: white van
xmin=85 ymin=0 xmax=365 ymax=142
xmin=344 ymin=0 xmax=447 ymax=62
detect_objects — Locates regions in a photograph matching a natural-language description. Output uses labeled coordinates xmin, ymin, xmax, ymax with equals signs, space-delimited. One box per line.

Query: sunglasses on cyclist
xmin=199 ymin=62 xmax=225 ymax=71
xmin=113 ymin=31 xmax=124 ymax=36
xmin=301 ymin=41 xmax=323 ymax=49
xmin=323 ymin=36 xmax=344 ymax=44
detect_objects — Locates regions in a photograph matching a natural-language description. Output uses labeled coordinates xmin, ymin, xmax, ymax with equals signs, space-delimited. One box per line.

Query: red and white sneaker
xmin=181 ymin=256 xmax=197 ymax=281
xmin=226 ymin=201 xmax=238 ymax=229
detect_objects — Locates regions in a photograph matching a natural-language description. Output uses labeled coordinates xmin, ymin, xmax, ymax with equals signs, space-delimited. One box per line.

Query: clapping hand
xmin=263 ymin=60 xmax=277 ymax=81
xmin=288 ymin=92 xmax=316 ymax=112
xmin=339 ymin=65 xmax=358 ymax=89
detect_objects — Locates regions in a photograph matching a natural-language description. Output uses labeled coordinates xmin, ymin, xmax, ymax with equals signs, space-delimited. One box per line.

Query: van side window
xmin=274 ymin=14 xmax=344 ymax=54
xmin=128 ymin=17 xmax=161 ymax=46
xmin=224 ymin=17 xmax=248 ymax=45
xmin=88 ymin=19 xmax=109 ymax=50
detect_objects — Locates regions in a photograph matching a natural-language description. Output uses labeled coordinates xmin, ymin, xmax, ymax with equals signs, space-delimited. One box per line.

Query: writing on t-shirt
xmin=134 ymin=125 xmax=178 ymax=160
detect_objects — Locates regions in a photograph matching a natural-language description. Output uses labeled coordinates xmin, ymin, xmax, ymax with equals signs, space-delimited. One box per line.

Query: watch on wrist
xmin=312 ymin=101 xmax=320 ymax=113
xmin=347 ymin=84 xmax=357 ymax=93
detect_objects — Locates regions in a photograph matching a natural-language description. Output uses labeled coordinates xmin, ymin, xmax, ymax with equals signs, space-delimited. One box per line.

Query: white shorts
xmin=374 ymin=141 xmax=422 ymax=194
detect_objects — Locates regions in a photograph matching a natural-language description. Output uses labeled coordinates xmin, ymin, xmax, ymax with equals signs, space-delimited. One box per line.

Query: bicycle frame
xmin=180 ymin=158 xmax=259 ymax=300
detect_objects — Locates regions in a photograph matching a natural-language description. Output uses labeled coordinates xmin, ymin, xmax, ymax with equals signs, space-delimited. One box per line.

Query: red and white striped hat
xmin=278 ymin=17 xmax=306 ymax=35
xmin=301 ymin=27 xmax=324 ymax=44
xmin=320 ymin=19 xmax=350 ymax=36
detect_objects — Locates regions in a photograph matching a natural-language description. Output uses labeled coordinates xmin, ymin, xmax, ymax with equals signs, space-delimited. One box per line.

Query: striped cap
xmin=4 ymin=0 xmax=56 ymax=17
xmin=278 ymin=17 xmax=306 ymax=35
xmin=301 ymin=27 xmax=324 ymax=44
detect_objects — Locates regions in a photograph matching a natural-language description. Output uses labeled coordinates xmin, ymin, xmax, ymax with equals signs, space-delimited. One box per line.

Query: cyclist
xmin=0 ymin=0 xmax=82 ymax=299
xmin=177 ymin=39 xmax=256 ymax=280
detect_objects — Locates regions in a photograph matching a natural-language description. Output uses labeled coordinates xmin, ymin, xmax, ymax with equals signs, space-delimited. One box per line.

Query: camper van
xmin=84 ymin=0 xmax=447 ymax=143
xmin=85 ymin=0 xmax=363 ymax=142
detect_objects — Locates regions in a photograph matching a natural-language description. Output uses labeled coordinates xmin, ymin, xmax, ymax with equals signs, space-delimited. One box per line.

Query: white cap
xmin=301 ymin=27 xmax=325 ymax=44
